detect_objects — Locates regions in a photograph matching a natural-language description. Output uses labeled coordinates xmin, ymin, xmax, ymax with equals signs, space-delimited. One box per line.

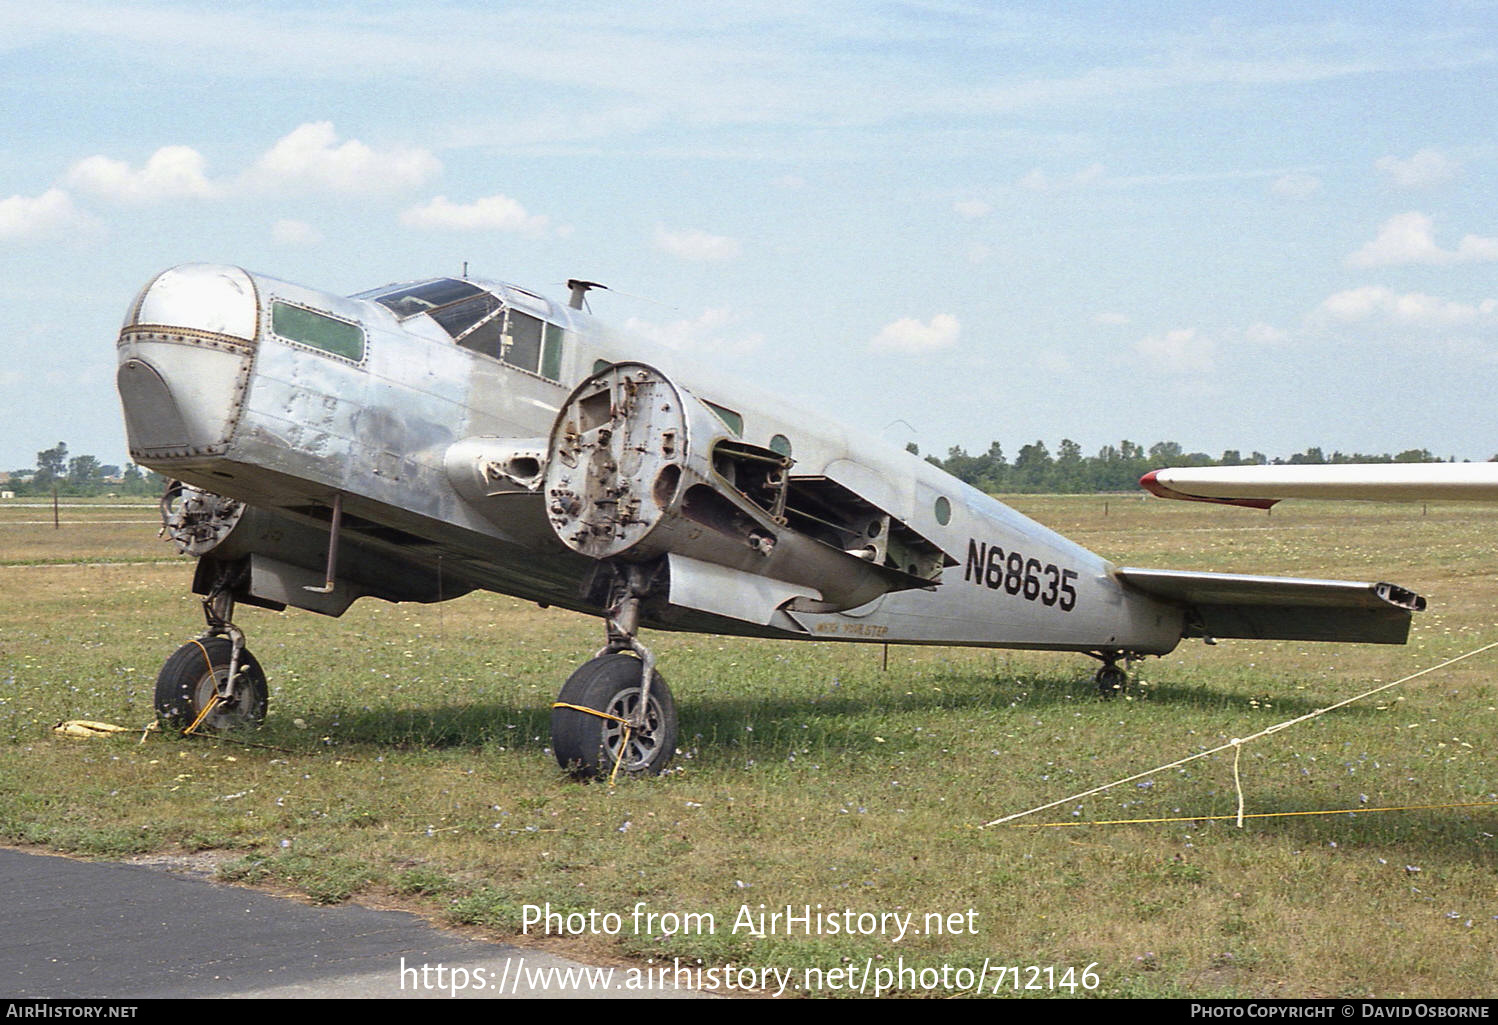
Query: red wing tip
xmin=1138 ymin=470 xmax=1278 ymax=510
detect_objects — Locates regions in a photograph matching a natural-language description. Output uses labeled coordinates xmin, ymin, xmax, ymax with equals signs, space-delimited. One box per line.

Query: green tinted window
xmin=272 ymin=301 xmax=365 ymax=362
xmin=704 ymin=400 xmax=744 ymax=437
xmin=541 ymin=324 xmax=565 ymax=380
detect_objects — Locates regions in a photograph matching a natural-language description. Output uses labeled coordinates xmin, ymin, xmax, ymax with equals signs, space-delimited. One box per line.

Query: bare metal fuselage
xmin=116 ymin=265 xmax=1417 ymax=665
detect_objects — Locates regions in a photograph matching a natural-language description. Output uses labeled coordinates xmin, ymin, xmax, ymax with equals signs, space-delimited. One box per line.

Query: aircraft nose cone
xmin=117 ymin=264 xmax=259 ymax=462
xmin=125 ymin=263 xmax=259 ymax=338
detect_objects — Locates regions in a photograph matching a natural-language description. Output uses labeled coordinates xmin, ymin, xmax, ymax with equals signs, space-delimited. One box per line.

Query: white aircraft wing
xmin=1140 ymin=463 xmax=1498 ymax=508
xmin=1115 ymin=568 xmax=1425 ymax=644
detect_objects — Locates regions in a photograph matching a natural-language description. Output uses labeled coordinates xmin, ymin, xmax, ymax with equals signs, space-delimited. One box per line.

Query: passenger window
xmin=271 ymin=301 xmax=365 ymax=362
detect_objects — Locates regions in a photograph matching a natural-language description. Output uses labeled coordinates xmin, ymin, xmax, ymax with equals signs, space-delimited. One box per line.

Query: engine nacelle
xmin=159 ymin=481 xmax=463 ymax=616
xmin=544 ymin=363 xmax=938 ymax=620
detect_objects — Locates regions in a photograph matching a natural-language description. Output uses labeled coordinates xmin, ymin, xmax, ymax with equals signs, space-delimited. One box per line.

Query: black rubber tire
xmin=1095 ymin=663 xmax=1127 ymax=698
xmin=551 ymin=654 xmax=677 ymax=778
xmin=154 ymin=638 xmax=268 ymax=729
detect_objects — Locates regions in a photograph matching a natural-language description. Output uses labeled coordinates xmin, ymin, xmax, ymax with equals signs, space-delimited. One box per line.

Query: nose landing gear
xmin=154 ymin=570 xmax=267 ymax=731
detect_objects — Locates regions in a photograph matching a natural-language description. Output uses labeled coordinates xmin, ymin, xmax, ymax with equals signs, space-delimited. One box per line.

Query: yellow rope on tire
xmin=184 ymin=638 xmax=224 ymax=736
xmin=552 ymin=702 xmax=634 ymax=784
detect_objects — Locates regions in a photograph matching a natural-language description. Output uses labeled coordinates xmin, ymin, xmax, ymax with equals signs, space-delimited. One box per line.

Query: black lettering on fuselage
xmin=964 ymin=537 xmax=1078 ymax=612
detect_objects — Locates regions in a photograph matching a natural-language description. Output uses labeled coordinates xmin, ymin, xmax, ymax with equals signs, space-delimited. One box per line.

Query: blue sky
xmin=3 ymin=1 xmax=1496 ymax=472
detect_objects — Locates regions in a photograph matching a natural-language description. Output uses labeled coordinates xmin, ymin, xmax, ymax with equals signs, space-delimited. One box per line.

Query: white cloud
xmin=1017 ymin=168 xmax=1050 ymax=191
xmin=869 ymin=314 xmax=960 ymax=354
xmin=1375 ymin=149 xmax=1459 ymax=189
xmin=1346 ymin=211 xmax=1498 ymax=268
xmin=271 ymin=219 xmax=321 ymax=246
xmin=624 ymin=308 xmax=763 ymax=354
xmin=1092 ymin=311 xmax=1130 ymax=326
xmin=1320 ymin=286 xmax=1497 ymax=326
xmin=400 ymin=195 xmax=552 ymax=236
xmin=246 ymin=122 xmax=440 ymax=194
xmin=965 ymin=243 xmax=992 ymax=264
xmin=0 ymin=189 xmax=89 ymax=238
xmin=1134 ymin=328 xmax=1215 ymax=374
xmin=66 ymin=145 xmax=217 ymax=202
xmin=1244 ymin=322 xmax=1290 ymax=345
xmin=652 ymin=225 xmax=741 ymax=262
xmin=1270 ymin=172 xmax=1321 ymax=199
xmin=952 ymin=198 xmax=991 ymax=219
xmin=1017 ymin=163 xmax=1104 ymax=192
xmin=772 ymin=174 xmax=805 ymax=189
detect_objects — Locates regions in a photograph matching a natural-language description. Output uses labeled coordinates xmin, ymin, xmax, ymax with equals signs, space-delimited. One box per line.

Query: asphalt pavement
xmin=0 ymin=847 xmax=701 ymax=999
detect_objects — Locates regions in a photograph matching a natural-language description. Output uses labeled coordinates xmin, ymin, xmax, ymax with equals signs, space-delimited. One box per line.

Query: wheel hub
xmin=602 ymin=688 xmax=664 ymax=770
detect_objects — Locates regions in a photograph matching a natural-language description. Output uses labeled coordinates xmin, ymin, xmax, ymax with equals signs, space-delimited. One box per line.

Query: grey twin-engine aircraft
xmin=115 ymin=264 xmax=1426 ymax=776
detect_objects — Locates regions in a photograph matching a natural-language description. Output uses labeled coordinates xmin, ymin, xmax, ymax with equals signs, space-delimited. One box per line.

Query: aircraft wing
xmin=1140 ymin=463 xmax=1498 ymax=508
xmin=1115 ymin=567 xmax=1424 ymax=644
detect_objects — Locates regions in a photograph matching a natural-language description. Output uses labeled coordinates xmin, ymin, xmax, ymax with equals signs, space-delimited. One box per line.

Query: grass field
xmin=1 ymin=494 xmax=1495 ymax=998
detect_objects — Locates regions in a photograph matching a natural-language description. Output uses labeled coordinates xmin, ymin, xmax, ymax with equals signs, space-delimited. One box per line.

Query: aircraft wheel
xmin=1095 ymin=663 xmax=1127 ymax=698
xmin=552 ymin=654 xmax=677 ymax=779
xmin=154 ymin=638 xmax=268 ymax=730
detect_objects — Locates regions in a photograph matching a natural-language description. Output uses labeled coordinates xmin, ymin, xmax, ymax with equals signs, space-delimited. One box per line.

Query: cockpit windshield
xmin=364 ymin=278 xmax=481 ymax=318
xmin=360 ymin=279 xmax=503 ymax=339
xmin=355 ymin=277 xmax=563 ymax=380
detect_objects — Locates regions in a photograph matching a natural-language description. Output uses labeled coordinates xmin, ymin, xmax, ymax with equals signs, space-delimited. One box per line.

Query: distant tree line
xmin=911 ymin=439 xmax=1472 ymax=494
xmin=4 ymin=442 xmax=164 ymax=498
xmin=2 ymin=438 xmax=1481 ymax=500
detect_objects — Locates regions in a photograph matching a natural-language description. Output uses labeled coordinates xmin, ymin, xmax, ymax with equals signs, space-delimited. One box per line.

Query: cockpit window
xmin=435 ymin=295 xmax=504 ymax=348
xmin=364 ymin=278 xmax=506 ymax=350
xmin=505 ymin=311 xmax=544 ymax=374
xmin=357 ymin=277 xmax=565 ymax=381
xmin=365 ymin=279 xmax=485 ymax=319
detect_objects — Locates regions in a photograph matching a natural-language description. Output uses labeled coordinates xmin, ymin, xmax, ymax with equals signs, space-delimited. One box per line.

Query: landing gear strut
xmin=154 ymin=567 xmax=267 ymax=730
xmin=551 ymin=564 xmax=678 ymax=778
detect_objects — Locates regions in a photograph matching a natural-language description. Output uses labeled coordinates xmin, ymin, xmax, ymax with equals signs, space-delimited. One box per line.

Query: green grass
xmin=0 ymin=497 xmax=1495 ymax=997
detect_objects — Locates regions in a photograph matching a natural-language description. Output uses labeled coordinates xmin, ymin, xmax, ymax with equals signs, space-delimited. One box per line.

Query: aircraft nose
xmin=117 ymin=264 xmax=259 ymax=463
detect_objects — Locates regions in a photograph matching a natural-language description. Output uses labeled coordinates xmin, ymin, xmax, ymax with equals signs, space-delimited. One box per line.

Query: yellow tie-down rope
xmin=1008 ymin=801 xmax=1498 ymax=829
xmin=182 ymin=638 xmax=225 ymax=736
xmin=553 ymin=702 xmax=634 ymax=785
xmin=983 ymin=640 xmax=1498 ymax=830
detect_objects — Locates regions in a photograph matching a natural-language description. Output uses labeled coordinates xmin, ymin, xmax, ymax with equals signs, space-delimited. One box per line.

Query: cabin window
xmin=703 ymin=400 xmax=744 ymax=437
xmin=541 ymin=323 xmax=565 ymax=381
xmin=504 ymin=311 xmax=544 ymax=374
xmin=271 ymin=301 xmax=365 ymax=362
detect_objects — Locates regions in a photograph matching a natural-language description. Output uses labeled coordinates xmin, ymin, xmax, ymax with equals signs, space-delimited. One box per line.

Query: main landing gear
xmin=154 ymin=569 xmax=267 ymax=731
xmin=551 ymin=565 xmax=678 ymax=779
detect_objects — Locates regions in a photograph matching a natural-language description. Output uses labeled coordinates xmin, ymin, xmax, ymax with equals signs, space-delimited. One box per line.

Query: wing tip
xmin=1139 ymin=469 xmax=1278 ymax=510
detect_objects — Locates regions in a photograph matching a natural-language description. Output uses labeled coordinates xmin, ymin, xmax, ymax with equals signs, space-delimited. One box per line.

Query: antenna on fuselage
xmin=567 ymin=279 xmax=607 ymax=311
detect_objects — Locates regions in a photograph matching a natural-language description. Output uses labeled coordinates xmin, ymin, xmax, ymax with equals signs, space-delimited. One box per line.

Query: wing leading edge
xmin=1115 ymin=567 xmax=1425 ymax=645
xmin=1141 ymin=463 xmax=1498 ymax=508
